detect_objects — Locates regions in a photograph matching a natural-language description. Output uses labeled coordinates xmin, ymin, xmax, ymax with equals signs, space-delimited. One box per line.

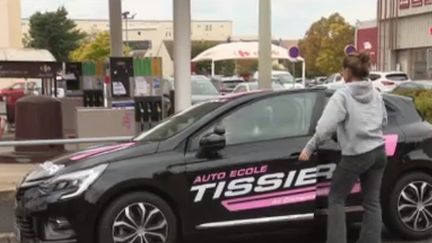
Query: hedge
xmin=393 ymin=89 xmax=432 ymax=123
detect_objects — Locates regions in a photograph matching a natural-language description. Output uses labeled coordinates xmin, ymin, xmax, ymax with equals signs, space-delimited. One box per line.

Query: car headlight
xmin=39 ymin=164 xmax=108 ymax=200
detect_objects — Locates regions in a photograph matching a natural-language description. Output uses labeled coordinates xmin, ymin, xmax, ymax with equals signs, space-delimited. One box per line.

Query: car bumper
xmin=15 ymin=186 xmax=98 ymax=243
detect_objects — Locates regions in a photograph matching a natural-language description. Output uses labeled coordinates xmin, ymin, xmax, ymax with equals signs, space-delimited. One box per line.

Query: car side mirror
xmin=199 ymin=126 xmax=226 ymax=154
xmin=214 ymin=125 xmax=225 ymax=136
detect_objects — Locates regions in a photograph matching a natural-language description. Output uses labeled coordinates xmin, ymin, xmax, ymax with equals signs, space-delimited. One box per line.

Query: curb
xmin=0 ymin=233 xmax=16 ymax=243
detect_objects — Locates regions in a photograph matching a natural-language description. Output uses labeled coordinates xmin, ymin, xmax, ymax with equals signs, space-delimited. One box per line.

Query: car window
xmin=11 ymin=83 xmax=24 ymax=90
xmin=386 ymin=73 xmax=409 ymax=82
xmin=369 ymin=74 xmax=381 ymax=81
xmin=192 ymin=78 xmax=219 ymax=95
xmin=219 ymin=93 xmax=317 ymax=145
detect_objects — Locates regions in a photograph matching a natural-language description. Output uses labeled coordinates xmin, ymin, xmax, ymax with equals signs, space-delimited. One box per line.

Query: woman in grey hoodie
xmin=299 ymin=52 xmax=388 ymax=243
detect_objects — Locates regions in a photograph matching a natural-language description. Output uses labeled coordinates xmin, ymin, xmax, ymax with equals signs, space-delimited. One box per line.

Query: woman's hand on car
xmin=299 ymin=149 xmax=311 ymax=161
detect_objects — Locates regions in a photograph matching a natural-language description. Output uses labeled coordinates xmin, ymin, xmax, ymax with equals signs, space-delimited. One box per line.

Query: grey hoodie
xmin=305 ymin=81 xmax=388 ymax=156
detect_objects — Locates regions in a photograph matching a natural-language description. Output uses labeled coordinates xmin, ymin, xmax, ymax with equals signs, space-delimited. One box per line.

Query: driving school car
xmin=15 ymin=88 xmax=432 ymax=243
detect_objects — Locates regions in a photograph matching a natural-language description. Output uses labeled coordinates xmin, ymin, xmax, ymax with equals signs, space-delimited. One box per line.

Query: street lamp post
xmin=122 ymin=11 xmax=136 ymax=48
xmin=109 ymin=0 xmax=123 ymax=57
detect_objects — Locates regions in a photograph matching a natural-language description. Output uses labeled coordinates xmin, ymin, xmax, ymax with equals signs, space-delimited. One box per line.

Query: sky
xmin=21 ymin=0 xmax=377 ymax=39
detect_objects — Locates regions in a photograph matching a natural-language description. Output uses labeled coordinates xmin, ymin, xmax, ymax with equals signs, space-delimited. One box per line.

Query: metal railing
xmin=0 ymin=136 xmax=133 ymax=147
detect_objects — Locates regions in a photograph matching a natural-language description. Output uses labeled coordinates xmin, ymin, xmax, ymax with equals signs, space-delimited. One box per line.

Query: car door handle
xmin=288 ymin=152 xmax=301 ymax=160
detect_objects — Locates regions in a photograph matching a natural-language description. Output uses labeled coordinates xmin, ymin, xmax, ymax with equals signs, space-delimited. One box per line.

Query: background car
xmin=369 ymin=71 xmax=411 ymax=92
xmin=232 ymin=81 xmax=285 ymax=93
xmin=15 ymin=88 xmax=432 ymax=243
xmin=0 ymin=81 xmax=37 ymax=101
xmin=323 ymin=73 xmax=343 ymax=84
xmin=254 ymin=70 xmax=304 ymax=89
xmin=211 ymin=76 xmax=245 ymax=94
xmin=165 ymin=75 xmax=220 ymax=104
xmin=392 ymin=80 xmax=432 ymax=92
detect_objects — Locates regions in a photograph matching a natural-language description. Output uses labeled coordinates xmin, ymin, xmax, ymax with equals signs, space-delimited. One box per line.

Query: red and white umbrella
xmin=192 ymin=42 xmax=297 ymax=62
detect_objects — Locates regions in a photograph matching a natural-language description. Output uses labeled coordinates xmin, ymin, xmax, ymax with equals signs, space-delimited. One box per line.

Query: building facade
xmin=355 ymin=20 xmax=378 ymax=70
xmin=0 ymin=0 xmax=22 ymax=48
xmin=377 ymin=0 xmax=432 ymax=79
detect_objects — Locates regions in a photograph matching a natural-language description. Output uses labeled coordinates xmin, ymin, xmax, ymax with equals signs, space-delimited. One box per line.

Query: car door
xmin=184 ymin=91 xmax=326 ymax=230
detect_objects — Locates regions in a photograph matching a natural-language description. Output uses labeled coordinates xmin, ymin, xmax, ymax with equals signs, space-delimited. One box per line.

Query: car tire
xmin=98 ymin=192 xmax=178 ymax=243
xmin=384 ymin=172 xmax=432 ymax=240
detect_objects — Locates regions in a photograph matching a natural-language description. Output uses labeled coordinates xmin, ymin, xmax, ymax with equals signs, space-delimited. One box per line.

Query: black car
xmin=15 ymin=88 xmax=432 ymax=243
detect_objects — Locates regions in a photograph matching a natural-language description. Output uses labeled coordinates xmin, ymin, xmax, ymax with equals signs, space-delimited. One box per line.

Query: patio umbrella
xmin=192 ymin=42 xmax=302 ymax=77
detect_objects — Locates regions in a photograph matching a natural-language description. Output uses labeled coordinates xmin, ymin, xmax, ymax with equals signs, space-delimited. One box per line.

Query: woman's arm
xmin=304 ymin=93 xmax=347 ymax=155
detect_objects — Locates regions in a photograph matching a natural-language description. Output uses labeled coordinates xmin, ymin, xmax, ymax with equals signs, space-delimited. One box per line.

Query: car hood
xmin=24 ymin=141 xmax=159 ymax=182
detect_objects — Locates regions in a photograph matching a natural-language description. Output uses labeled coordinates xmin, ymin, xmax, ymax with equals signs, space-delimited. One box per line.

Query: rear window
xmin=384 ymin=95 xmax=422 ymax=125
xmin=369 ymin=74 xmax=381 ymax=81
xmin=386 ymin=74 xmax=409 ymax=82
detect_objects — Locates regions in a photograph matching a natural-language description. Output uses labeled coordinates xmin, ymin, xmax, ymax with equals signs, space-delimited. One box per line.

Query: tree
xmin=27 ymin=7 xmax=85 ymax=61
xmin=70 ymin=31 xmax=131 ymax=62
xmin=299 ymin=13 xmax=354 ymax=76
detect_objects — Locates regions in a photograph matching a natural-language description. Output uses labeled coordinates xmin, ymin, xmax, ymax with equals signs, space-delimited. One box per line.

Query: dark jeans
xmin=327 ymin=145 xmax=387 ymax=243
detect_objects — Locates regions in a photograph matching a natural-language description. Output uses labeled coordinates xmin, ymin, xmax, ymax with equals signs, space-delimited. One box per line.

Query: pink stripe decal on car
xmin=221 ymin=183 xmax=361 ymax=212
xmin=70 ymin=143 xmax=135 ymax=161
xmin=384 ymin=134 xmax=399 ymax=156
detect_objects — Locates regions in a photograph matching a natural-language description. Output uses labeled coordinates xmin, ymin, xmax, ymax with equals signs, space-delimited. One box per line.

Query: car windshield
xmin=134 ymin=101 xmax=224 ymax=142
xmin=386 ymin=74 xmax=409 ymax=82
xmin=273 ymin=74 xmax=295 ymax=84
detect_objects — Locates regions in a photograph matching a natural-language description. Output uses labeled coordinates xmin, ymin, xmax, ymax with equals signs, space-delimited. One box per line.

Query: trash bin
xmin=15 ymin=96 xmax=64 ymax=153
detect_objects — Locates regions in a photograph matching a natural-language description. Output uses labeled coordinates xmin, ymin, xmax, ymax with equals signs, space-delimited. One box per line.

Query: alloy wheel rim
xmin=112 ymin=202 xmax=168 ymax=243
xmin=398 ymin=181 xmax=432 ymax=232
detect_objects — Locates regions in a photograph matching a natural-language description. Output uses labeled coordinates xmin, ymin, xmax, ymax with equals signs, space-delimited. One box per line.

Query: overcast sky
xmin=21 ymin=0 xmax=377 ymax=39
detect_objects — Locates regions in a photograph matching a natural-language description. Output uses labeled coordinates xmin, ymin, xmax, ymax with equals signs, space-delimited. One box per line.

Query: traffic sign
xmin=288 ymin=46 xmax=300 ymax=59
xmin=344 ymin=45 xmax=357 ymax=55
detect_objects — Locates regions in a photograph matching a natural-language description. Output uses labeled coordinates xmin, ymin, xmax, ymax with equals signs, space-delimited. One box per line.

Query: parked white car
xmin=369 ymin=71 xmax=411 ymax=93
xmin=321 ymin=73 xmax=345 ymax=90
xmin=323 ymin=73 xmax=344 ymax=84
xmin=253 ymin=71 xmax=304 ymax=89
xmin=232 ymin=81 xmax=285 ymax=93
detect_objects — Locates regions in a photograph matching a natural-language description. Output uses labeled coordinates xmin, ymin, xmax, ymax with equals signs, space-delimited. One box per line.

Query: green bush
xmin=394 ymin=89 xmax=432 ymax=123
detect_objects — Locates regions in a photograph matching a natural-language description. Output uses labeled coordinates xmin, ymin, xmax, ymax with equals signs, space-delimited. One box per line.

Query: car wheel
xmin=98 ymin=192 xmax=178 ymax=243
xmin=384 ymin=172 xmax=432 ymax=240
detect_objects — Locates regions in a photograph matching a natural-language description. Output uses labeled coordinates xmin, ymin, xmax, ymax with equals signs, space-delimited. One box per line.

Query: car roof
xmin=370 ymin=71 xmax=408 ymax=75
xmin=412 ymin=80 xmax=432 ymax=84
xmin=227 ymin=86 xmax=326 ymax=100
xmin=220 ymin=76 xmax=244 ymax=81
